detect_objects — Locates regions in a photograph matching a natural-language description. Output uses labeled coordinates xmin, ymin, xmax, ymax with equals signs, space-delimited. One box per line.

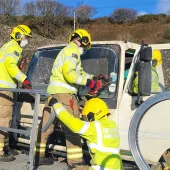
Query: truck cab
xmin=15 ymin=41 xmax=170 ymax=169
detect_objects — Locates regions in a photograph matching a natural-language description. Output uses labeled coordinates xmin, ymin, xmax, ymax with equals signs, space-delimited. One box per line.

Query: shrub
xmin=109 ymin=8 xmax=137 ymax=23
xmin=157 ymin=13 xmax=167 ymax=18
xmin=163 ymin=28 xmax=170 ymax=39
xmin=165 ymin=16 xmax=170 ymax=23
xmin=136 ymin=14 xmax=159 ymax=23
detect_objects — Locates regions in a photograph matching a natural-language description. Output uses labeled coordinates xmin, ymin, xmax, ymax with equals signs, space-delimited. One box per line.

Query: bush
xmin=108 ymin=16 xmax=116 ymax=24
xmin=163 ymin=28 xmax=170 ymax=39
xmin=75 ymin=5 xmax=97 ymax=24
xmin=159 ymin=39 xmax=170 ymax=43
xmin=136 ymin=14 xmax=159 ymax=23
xmin=109 ymin=8 xmax=137 ymax=23
xmin=165 ymin=16 xmax=170 ymax=23
xmin=94 ymin=17 xmax=110 ymax=24
xmin=157 ymin=13 xmax=167 ymax=18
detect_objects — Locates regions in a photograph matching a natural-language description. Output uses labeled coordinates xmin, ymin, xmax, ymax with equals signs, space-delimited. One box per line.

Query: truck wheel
xmin=129 ymin=92 xmax=170 ymax=170
xmin=151 ymin=151 xmax=170 ymax=170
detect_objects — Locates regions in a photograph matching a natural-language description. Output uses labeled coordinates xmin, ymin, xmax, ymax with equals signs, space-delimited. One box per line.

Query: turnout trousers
xmin=0 ymin=91 xmax=14 ymax=155
xmin=40 ymin=93 xmax=84 ymax=165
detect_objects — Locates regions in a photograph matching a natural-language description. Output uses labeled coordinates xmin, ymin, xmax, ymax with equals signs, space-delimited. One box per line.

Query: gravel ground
xmin=0 ymin=153 xmax=67 ymax=170
xmin=0 ymin=152 xmax=140 ymax=170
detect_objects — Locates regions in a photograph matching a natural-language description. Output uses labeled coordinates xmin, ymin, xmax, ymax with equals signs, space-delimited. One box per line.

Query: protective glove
xmin=47 ymin=97 xmax=58 ymax=106
xmin=86 ymin=77 xmax=105 ymax=96
xmin=22 ymin=78 xmax=32 ymax=89
xmin=97 ymin=74 xmax=110 ymax=82
xmin=89 ymin=80 xmax=105 ymax=96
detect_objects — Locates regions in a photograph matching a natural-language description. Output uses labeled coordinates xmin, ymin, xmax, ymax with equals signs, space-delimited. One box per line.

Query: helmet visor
xmin=81 ymin=36 xmax=89 ymax=45
xmin=81 ymin=36 xmax=91 ymax=50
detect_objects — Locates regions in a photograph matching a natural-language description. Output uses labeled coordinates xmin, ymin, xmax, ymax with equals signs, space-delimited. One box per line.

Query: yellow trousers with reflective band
xmin=40 ymin=93 xmax=83 ymax=164
xmin=0 ymin=91 xmax=14 ymax=155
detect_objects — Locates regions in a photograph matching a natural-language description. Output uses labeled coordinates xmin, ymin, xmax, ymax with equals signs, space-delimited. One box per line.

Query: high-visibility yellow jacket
xmin=47 ymin=42 xmax=93 ymax=95
xmin=0 ymin=39 xmax=26 ymax=88
xmin=132 ymin=67 xmax=159 ymax=94
xmin=53 ymin=103 xmax=123 ymax=170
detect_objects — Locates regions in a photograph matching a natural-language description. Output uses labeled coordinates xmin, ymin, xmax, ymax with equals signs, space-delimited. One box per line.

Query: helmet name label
xmin=96 ymin=110 xmax=102 ymax=115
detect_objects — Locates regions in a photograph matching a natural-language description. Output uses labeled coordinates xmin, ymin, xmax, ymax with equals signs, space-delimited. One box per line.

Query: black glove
xmin=47 ymin=97 xmax=58 ymax=106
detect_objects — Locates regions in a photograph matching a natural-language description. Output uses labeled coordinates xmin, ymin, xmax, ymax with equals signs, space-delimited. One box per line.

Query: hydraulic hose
xmin=128 ymin=91 xmax=170 ymax=170
xmin=41 ymin=107 xmax=56 ymax=132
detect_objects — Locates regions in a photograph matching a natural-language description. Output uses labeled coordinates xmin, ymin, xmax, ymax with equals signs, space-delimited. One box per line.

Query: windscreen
xmin=79 ymin=45 xmax=120 ymax=98
xmin=27 ymin=44 xmax=120 ymax=99
xmin=27 ymin=47 xmax=63 ymax=88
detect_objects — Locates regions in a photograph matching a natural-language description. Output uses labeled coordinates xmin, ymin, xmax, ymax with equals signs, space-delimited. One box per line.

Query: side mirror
xmin=140 ymin=47 xmax=152 ymax=62
xmin=138 ymin=61 xmax=151 ymax=96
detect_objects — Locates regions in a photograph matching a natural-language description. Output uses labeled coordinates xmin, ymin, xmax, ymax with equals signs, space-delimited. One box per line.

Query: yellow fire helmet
xmin=82 ymin=98 xmax=109 ymax=121
xmin=10 ymin=24 xmax=32 ymax=41
xmin=68 ymin=29 xmax=91 ymax=49
xmin=152 ymin=49 xmax=162 ymax=67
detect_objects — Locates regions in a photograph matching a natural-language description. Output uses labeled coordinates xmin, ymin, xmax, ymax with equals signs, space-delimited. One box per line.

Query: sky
xmin=55 ymin=0 xmax=170 ymax=17
xmin=23 ymin=0 xmax=170 ymax=17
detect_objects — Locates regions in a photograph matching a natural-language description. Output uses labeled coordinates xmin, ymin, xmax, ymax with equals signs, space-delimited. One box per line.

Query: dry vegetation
xmin=87 ymin=16 xmax=170 ymax=44
xmin=0 ymin=0 xmax=170 ymax=59
xmin=0 ymin=0 xmax=170 ymax=49
xmin=1 ymin=15 xmax=170 ymax=51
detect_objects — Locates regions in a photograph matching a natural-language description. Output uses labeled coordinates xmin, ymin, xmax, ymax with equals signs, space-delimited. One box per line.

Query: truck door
xmin=118 ymin=44 xmax=170 ymax=165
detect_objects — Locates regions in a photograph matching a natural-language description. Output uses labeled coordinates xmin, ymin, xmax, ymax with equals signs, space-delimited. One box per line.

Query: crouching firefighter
xmin=0 ymin=25 xmax=32 ymax=162
xmin=47 ymin=97 xmax=123 ymax=170
xmin=38 ymin=29 xmax=107 ymax=166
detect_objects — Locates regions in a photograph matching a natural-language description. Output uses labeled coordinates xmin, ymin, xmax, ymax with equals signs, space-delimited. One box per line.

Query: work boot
xmin=9 ymin=149 xmax=19 ymax=156
xmin=68 ymin=163 xmax=88 ymax=170
xmin=0 ymin=153 xmax=15 ymax=162
xmin=68 ymin=164 xmax=75 ymax=170
xmin=36 ymin=157 xmax=54 ymax=166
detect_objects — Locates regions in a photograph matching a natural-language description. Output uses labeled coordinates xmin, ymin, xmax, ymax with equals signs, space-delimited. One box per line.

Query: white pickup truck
xmin=12 ymin=41 xmax=170 ymax=170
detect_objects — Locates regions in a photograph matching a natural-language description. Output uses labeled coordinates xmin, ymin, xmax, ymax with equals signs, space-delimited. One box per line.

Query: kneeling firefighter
xmin=47 ymin=97 xmax=123 ymax=170
xmin=38 ymin=29 xmax=108 ymax=166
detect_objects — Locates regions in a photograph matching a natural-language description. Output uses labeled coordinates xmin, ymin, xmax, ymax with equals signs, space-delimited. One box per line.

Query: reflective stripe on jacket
xmin=47 ymin=42 xmax=93 ymax=94
xmin=132 ymin=67 xmax=159 ymax=94
xmin=0 ymin=39 xmax=26 ymax=88
xmin=53 ymin=103 xmax=123 ymax=170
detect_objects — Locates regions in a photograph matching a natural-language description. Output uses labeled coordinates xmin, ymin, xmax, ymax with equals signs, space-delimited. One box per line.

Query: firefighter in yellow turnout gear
xmin=132 ymin=49 xmax=162 ymax=94
xmin=39 ymin=29 xmax=106 ymax=166
xmin=47 ymin=97 xmax=123 ymax=170
xmin=0 ymin=25 xmax=32 ymax=162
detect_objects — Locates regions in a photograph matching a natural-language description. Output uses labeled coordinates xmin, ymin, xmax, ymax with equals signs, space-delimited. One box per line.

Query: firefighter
xmin=47 ymin=97 xmax=123 ymax=170
xmin=0 ymin=24 xmax=32 ymax=162
xmin=39 ymin=29 xmax=106 ymax=166
xmin=132 ymin=49 xmax=162 ymax=93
